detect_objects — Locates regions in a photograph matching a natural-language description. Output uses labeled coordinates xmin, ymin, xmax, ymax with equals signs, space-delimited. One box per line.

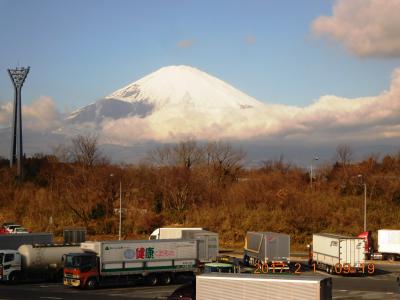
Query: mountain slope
xmin=66 ymin=65 xmax=265 ymax=125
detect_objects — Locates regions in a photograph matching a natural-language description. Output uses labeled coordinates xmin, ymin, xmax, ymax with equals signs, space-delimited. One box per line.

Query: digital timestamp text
xmin=254 ymin=262 xmax=375 ymax=275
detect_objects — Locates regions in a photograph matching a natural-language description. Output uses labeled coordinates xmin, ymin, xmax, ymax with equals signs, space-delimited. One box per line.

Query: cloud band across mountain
xmin=1 ymin=66 xmax=400 ymax=147
xmin=96 ymin=66 xmax=400 ymax=145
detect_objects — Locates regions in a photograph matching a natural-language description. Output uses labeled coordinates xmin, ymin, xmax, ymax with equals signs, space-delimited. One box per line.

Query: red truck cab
xmin=358 ymin=231 xmax=373 ymax=259
xmin=63 ymin=252 xmax=99 ymax=289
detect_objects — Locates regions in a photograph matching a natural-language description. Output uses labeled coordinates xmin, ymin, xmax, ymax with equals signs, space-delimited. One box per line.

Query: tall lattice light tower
xmin=8 ymin=67 xmax=30 ymax=178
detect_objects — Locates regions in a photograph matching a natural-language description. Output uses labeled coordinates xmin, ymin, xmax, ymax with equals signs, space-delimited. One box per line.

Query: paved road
xmin=306 ymin=261 xmax=400 ymax=299
xmin=0 ymin=282 xmax=192 ymax=300
xmin=0 ymin=262 xmax=399 ymax=299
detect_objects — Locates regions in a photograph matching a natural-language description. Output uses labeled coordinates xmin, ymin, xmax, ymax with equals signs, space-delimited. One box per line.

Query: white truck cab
xmin=0 ymin=249 xmax=21 ymax=282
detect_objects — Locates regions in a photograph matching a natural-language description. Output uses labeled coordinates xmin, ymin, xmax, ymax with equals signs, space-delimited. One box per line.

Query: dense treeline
xmin=0 ymin=136 xmax=400 ymax=250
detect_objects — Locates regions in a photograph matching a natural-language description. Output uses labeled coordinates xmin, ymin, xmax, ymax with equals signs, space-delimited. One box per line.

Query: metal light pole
xmin=119 ymin=179 xmax=122 ymax=241
xmin=110 ymin=174 xmax=122 ymax=240
xmin=310 ymin=156 xmax=319 ymax=190
xmin=8 ymin=67 xmax=29 ymax=179
xmin=358 ymin=174 xmax=367 ymax=232
xmin=363 ymin=182 xmax=367 ymax=232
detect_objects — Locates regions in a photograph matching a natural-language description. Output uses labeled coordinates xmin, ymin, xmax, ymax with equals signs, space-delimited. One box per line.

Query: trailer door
xmin=340 ymin=239 xmax=351 ymax=265
xmin=340 ymin=239 xmax=364 ymax=266
xmin=265 ymin=235 xmax=276 ymax=262
xmin=198 ymin=238 xmax=206 ymax=262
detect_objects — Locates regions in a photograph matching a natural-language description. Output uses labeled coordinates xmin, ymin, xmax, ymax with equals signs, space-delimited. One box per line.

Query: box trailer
xmin=312 ymin=233 xmax=365 ymax=274
xmin=196 ymin=273 xmax=332 ymax=300
xmin=0 ymin=233 xmax=53 ymax=250
xmin=377 ymin=229 xmax=400 ymax=260
xmin=243 ymin=231 xmax=290 ymax=267
xmin=63 ymin=239 xmax=199 ymax=289
xmin=150 ymin=228 xmax=218 ymax=263
xmin=149 ymin=227 xmax=203 ymax=239
xmin=181 ymin=230 xmax=218 ymax=263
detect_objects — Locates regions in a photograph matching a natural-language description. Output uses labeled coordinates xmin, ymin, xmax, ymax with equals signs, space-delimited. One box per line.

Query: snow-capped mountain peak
xmin=66 ymin=65 xmax=265 ymax=125
xmin=106 ymin=65 xmax=263 ymax=109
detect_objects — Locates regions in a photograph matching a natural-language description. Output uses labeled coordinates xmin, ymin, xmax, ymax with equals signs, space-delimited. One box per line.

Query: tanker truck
xmin=0 ymin=244 xmax=82 ymax=283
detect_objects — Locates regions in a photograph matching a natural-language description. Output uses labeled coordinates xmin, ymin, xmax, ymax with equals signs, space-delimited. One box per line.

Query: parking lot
xmin=0 ymin=260 xmax=399 ymax=300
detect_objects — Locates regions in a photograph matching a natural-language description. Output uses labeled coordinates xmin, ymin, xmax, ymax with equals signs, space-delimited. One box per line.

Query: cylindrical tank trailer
xmin=0 ymin=244 xmax=83 ymax=283
xmin=19 ymin=244 xmax=83 ymax=270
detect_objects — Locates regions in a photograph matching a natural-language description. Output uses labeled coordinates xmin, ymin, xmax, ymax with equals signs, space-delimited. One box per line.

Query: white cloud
xmin=0 ymin=102 xmax=12 ymax=126
xmin=0 ymin=96 xmax=62 ymax=131
xmin=312 ymin=0 xmax=400 ymax=57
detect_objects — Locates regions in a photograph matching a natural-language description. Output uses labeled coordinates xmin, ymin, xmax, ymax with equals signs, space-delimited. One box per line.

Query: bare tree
xmin=206 ymin=141 xmax=245 ymax=183
xmin=173 ymin=140 xmax=204 ymax=169
xmin=52 ymin=143 xmax=72 ymax=162
xmin=261 ymin=153 xmax=291 ymax=174
xmin=147 ymin=144 xmax=173 ymax=166
xmin=71 ymin=134 xmax=108 ymax=167
xmin=148 ymin=140 xmax=205 ymax=169
xmin=336 ymin=144 xmax=353 ymax=166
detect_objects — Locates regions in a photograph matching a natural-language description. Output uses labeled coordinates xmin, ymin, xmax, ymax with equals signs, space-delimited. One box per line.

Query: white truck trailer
xmin=0 ymin=244 xmax=82 ymax=283
xmin=181 ymin=230 xmax=218 ymax=263
xmin=149 ymin=227 xmax=203 ymax=239
xmin=376 ymin=229 xmax=400 ymax=260
xmin=312 ymin=233 xmax=365 ymax=274
xmin=63 ymin=239 xmax=199 ymax=289
xmin=150 ymin=228 xmax=218 ymax=263
xmin=196 ymin=273 xmax=332 ymax=300
xmin=243 ymin=231 xmax=290 ymax=267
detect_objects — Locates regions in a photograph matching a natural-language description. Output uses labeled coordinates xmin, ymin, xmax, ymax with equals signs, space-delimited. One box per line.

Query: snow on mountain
xmin=64 ymin=65 xmax=271 ymax=141
xmin=107 ymin=65 xmax=263 ymax=109
xmin=66 ymin=65 xmax=265 ymax=124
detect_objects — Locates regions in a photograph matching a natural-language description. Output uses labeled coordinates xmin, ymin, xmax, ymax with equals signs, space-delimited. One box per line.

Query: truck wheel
xmin=8 ymin=272 xmax=20 ymax=284
xmin=85 ymin=278 xmax=98 ymax=289
xmin=8 ymin=273 xmax=19 ymax=284
xmin=147 ymin=275 xmax=158 ymax=286
xmin=243 ymin=255 xmax=250 ymax=267
xmin=161 ymin=273 xmax=172 ymax=285
xmin=388 ymin=254 xmax=396 ymax=262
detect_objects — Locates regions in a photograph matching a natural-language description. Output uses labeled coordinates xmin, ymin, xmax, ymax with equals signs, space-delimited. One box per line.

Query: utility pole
xmin=119 ymin=179 xmax=122 ymax=241
xmin=363 ymin=182 xmax=367 ymax=232
xmin=310 ymin=156 xmax=319 ymax=190
xmin=358 ymin=174 xmax=367 ymax=232
xmin=110 ymin=173 xmax=123 ymax=240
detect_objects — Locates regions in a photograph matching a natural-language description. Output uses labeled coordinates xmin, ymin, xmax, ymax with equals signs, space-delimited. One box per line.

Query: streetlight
xmin=358 ymin=174 xmax=367 ymax=232
xmin=310 ymin=156 xmax=319 ymax=190
xmin=110 ymin=174 xmax=122 ymax=240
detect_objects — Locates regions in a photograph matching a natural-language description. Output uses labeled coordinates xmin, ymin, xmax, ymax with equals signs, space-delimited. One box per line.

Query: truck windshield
xmin=65 ymin=255 xmax=82 ymax=268
xmin=65 ymin=255 xmax=95 ymax=270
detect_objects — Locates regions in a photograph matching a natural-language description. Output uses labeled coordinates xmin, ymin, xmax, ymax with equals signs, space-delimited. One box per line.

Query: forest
xmin=1 ymin=135 xmax=399 ymax=250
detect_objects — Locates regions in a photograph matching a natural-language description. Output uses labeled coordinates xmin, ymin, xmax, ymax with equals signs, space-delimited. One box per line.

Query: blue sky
xmin=1 ymin=0 xmax=400 ymax=112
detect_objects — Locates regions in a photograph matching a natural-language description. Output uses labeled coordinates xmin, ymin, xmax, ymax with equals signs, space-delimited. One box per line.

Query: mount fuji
xmin=63 ymin=65 xmax=271 ymax=142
